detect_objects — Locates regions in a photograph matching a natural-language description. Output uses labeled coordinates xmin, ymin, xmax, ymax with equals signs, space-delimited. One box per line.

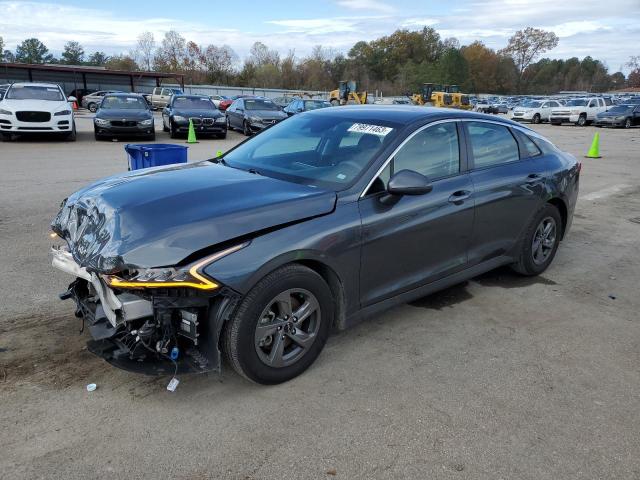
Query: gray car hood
xmin=52 ymin=161 xmax=336 ymax=273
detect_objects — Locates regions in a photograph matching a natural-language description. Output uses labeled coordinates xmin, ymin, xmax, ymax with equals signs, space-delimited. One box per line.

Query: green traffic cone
xmin=186 ymin=119 xmax=198 ymax=144
xmin=585 ymin=132 xmax=601 ymax=158
xmin=216 ymin=150 xmax=223 ymax=157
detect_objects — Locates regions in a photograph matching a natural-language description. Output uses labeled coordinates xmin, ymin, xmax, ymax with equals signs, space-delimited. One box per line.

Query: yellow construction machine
xmin=329 ymin=80 xmax=368 ymax=105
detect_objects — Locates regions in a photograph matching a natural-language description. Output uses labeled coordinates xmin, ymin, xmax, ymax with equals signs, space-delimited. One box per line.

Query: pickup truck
xmin=143 ymin=87 xmax=183 ymax=110
xmin=549 ymin=97 xmax=612 ymax=126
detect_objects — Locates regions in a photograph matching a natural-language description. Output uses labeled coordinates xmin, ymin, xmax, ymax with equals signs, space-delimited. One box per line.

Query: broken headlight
xmin=104 ymin=242 xmax=248 ymax=291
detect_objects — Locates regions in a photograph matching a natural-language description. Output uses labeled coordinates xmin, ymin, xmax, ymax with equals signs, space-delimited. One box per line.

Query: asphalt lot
xmin=1 ymin=111 xmax=639 ymax=479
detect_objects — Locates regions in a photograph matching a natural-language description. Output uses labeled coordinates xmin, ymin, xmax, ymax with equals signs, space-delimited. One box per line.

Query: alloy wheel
xmin=531 ymin=217 xmax=557 ymax=265
xmin=254 ymin=288 xmax=321 ymax=368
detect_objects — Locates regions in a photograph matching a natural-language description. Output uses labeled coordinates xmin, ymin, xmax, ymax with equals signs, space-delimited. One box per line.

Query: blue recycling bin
xmin=125 ymin=144 xmax=188 ymax=171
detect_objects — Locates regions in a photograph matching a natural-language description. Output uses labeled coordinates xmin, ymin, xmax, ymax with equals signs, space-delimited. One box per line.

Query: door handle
xmin=526 ymin=173 xmax=543 ymax=184
xmin=448 ymin=190 xmax=472 ymax=204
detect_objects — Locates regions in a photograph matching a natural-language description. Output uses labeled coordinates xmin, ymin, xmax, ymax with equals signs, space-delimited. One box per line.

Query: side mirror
xmin=67 ymin=96 xmax=77 ymax=102
xmin=387 ymin=170 xmax=433 ymax=196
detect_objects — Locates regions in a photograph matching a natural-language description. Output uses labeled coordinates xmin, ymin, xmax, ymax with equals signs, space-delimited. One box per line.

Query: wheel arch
xmin=547 ymin=197 xmax=568 ymax=239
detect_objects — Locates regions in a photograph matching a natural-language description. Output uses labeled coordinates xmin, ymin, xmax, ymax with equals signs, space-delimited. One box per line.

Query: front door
xmin=358 ymin=121 xmax=474 ymax=307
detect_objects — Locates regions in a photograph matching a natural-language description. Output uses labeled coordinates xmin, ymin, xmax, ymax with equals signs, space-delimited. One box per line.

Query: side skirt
xmin=344 ymin=255 xmax=513 ymax=329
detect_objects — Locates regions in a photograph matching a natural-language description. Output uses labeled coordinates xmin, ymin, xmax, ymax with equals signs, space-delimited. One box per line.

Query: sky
xmin=1 ymin=0 xmax=638 ymax=73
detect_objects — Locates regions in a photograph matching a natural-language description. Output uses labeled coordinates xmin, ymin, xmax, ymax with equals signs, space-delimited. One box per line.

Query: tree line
xmin=1 ymin=29 xmax=639 ymax=94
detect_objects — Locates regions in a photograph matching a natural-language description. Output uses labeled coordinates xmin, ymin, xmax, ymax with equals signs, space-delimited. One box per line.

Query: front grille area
xmin=202 ymin=118 xmax=214 ymax=126
xmin=110 ymin=120 xmax=138 ymax=127
xmin=553 ymin=110 xmax=570 ymax=116
xmin=16 ymin=111 xmax=51 ymax=122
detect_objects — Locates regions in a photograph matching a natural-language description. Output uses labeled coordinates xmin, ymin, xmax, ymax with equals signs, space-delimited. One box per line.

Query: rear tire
xmin=625 ymin=118 xmax=632 ymax=129
xmin=511 ymin=204 xmax=562 ymax=276
xmin=223 ymin=264 xmax=333 ymax=384
xmin=217 ymin=132 xmax=227 ymax=139
xmin=243 ymin=120 xmax=251 ymax=136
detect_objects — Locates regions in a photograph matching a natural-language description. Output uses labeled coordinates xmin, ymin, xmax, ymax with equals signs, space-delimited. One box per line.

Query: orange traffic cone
xmin=72 ymin=101 xmax=78 ymax=110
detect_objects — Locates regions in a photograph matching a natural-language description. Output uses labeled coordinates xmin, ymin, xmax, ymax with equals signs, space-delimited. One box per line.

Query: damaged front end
xmin=51 ymin=244 xmax=242 ymax=375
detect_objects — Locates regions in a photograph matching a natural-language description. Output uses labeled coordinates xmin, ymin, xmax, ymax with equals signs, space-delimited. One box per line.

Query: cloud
xmin=0 ymin=0 xmax=638 ymax=73
xmin=335 ymin=0 xmax=395 ymax=14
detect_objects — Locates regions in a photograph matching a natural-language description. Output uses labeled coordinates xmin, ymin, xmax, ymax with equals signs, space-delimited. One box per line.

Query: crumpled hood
xmin=52 ymin=162 xmax=336 ymax=273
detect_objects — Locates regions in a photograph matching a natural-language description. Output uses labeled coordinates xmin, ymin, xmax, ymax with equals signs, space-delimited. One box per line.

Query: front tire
xmin=169 ymin=121 xmax=178 ymax=139
xmin=88 ymin=103 xmax=98 ymax=113
xmin=65 ymin=122 xmax=77 ymax=141
xmin=532 ymin=113 xmax=541 ymax=124
xmin=223 ymin=264 xmax=333 ymax=384
xmin=243 ymin=120 xmax=251 ymax=136
xmin=576 ymin=114 xmax=587 ymax=127
xmin=625 ymin=118 xmax=632 ymax=129
xmin=511 ymin=204 xmax=562 ymax=276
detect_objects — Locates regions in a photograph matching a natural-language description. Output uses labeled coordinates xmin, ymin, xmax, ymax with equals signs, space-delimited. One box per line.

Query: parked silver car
xmin=81 ymin=90 xmax=123 ymax=112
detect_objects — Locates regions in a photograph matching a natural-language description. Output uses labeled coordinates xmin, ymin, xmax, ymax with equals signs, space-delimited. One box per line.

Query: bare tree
xmin=154 ymin=30 xmax=186 ymax=72
xmin=500 ymin=27 xmax=559 ymax=92
xmin=202 ymin=44 xmax=238 ymax=83
xmin=135 ymin=32 xmax=155 ymax=71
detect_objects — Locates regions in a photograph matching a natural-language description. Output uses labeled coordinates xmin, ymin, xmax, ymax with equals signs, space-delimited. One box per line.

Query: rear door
xmin=464 ymin=120 xmax=547 ymax=265
xmin=358 ymin=121 xmax=475 ymax=306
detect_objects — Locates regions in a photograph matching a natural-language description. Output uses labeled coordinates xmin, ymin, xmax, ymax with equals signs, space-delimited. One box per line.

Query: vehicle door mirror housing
xmin=387 ymin=170 xmax=433 ymax=196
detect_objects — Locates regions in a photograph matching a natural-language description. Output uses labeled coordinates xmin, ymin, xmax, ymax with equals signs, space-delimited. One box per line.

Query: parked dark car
xmin=51 ymin=106 xmax=579 ymax=384
xmin=93 ymin=93 xmax=155 ymax=140
xmin=162 ymin=94 xmax=227 ymax=138
xmin=594 ymin=104 xmax=640 ymax=128
xmin=283 ymin=99 xmax=332 ymax=116
xmin=226 ymin=97 xmax=287 ymax=135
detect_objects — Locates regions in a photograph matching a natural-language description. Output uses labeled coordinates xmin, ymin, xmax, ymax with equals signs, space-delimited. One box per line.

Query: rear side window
xmin=512 ymin=129 xmax=542 ymax=158
xmin=467 ymin=122 xmax=519 ymax=168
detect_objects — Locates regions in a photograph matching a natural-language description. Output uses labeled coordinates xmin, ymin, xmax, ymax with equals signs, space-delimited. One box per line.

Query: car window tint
xmin=393 ymin=122 xmax=460 ymax=179
xmin=467 ymin=122 xmax=519 ymax=168
xmin=513 ymin=129 xmax=542 ymax=158
xmin=252 ymin=132 xmax=322 ymax=157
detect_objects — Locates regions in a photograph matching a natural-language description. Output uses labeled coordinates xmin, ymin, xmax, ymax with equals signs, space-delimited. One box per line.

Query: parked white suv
xmin=511 ymin=99 xmax=562 ymax=124
xmin=549 ymin=97 xmax=611 ymax=126
xmin=0 ymin=82 xmax=76 ymax=140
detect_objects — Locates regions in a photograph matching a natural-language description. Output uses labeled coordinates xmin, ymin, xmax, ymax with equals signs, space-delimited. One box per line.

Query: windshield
xmin=101 ymin=96 xmax=147 ymax=109
xmin=526 ymin=101 xmax=542 ymax=108
xmin=566 ymin=99 xmax=587 ymax=106
xmin=245 ymin=99 xmax=280 ymax=111
xmin=608 ymin=105 xmax=633 ymax=113
xmin=173 ymin=97 xmax=215 ymax=109
xmin=7 ymin=85 xmax=64 ymax=101
xmin=222 ymin=113 xmax=401 ymax=190
xmin=304 ymin=100 xmax=331 ymax=110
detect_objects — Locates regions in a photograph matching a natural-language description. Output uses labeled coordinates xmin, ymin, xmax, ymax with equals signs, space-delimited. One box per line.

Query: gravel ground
xmin=0 ymin=112 xmax=639 ymax=479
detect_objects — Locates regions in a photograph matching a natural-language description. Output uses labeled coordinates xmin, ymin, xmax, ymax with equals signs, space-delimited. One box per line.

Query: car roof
xmin=173 ymin=94 xmax=212 ymax=99
xmin=9 ymin=82 xmax=61 ymax=88
xmin=104 ymin=92 xmax=144 ymax=97
xmin=305 ymin=105 xmax=523 ymax=127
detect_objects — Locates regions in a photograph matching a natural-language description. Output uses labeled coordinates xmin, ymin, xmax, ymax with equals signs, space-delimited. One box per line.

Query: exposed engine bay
xmin=52 ymin=245 xmax=238 ymax=375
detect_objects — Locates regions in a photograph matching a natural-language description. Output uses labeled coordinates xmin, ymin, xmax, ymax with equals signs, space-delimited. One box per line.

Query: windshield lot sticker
xmin=348 ymin=123 xmax=393 ymax=136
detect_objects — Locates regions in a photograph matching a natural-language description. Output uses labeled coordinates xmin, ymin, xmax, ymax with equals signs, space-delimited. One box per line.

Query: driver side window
xmin=393 ymin=122 xmax=460 ymax=179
